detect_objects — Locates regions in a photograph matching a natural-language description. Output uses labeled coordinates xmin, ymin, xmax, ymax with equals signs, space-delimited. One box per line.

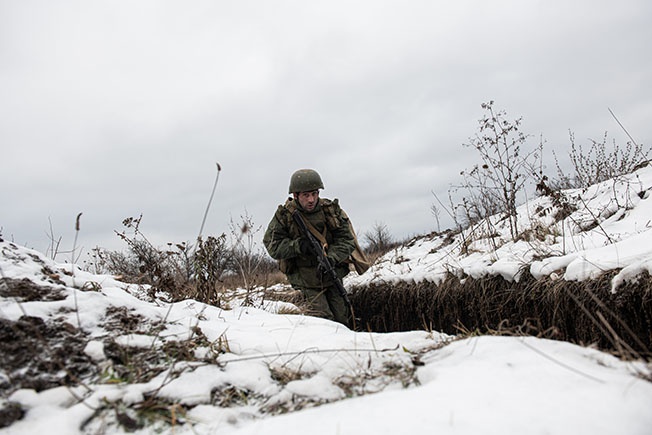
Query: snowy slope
xmin=347 ymin=164 xmax=652 ymax=292
xmin=1 ymin=237 xmax=651 ymax=434
xmin=2 ymin=166 xmax=652 ymax=434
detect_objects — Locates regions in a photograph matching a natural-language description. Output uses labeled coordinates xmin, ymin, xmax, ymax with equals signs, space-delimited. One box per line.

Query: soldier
xmin=263 ymin=169 xmax=356 ymax=326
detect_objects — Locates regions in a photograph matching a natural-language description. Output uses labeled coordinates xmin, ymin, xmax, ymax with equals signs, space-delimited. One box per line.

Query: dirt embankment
xmin=350 ymin=272 xmax=652 ymax=358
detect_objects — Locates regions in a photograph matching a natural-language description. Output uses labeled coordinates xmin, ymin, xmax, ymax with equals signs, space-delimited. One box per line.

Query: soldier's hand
xmin=317 ymin=256 xmax=336 ymax=275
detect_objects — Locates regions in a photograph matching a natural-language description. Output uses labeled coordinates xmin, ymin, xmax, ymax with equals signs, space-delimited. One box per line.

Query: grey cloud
xmin=1 ymin=0 xmax=651 ymax=255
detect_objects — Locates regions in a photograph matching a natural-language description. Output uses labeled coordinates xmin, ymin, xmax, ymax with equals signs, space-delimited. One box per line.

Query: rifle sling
xmin=297 ymin=212 xmax=329 ymax=251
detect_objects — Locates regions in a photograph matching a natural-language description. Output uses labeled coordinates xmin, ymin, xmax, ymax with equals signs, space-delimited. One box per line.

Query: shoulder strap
xmin=298 ymin=211 xmax=329 ymax=250
xmin=283 ymin=198 xmax=329 ymax=249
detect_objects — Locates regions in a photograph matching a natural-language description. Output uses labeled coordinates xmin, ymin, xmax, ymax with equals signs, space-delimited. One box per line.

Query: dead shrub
xmin=91 ymin=214 xmax=285 ymax=306
xmin=554 ymin=131 xmax=651 ymax=189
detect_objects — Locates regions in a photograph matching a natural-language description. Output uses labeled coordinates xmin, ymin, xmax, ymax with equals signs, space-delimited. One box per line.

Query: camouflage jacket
xmin=263 ymin=197 xmax=356 ymax=290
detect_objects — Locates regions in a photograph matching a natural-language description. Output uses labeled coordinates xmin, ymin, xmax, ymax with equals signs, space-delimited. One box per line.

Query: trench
xmin=348 ymin=272 xmax=652 ymax=359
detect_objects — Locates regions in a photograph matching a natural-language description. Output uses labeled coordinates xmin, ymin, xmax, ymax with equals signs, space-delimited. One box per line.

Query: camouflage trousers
xmin=299 ymin=286 xmax=351 ymax=327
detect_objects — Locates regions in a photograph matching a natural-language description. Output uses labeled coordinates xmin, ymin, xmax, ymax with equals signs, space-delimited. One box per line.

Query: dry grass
xmin=219 ymin=270 xmax=288 ymax=291
xmin=350 ymin=271 xmax=652 ymax=360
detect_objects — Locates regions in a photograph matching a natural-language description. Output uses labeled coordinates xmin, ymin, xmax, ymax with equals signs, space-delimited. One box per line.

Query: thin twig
xmin=219 ymin=344 xmax=401 ymax=366
xmin=72 ymin=213 xmax=83 ymax=329
xmin=517 ymin=337 xmax=605 ymax=383
xmin=595 ymin=311 xmax=638 ymax=360
xmin=47 ymin=216 xmax=62 ymax=260
xmin=197 ymin=163 xmax=222 ymax=243
xmin=608 ymin=108 xmax=638 ymax=147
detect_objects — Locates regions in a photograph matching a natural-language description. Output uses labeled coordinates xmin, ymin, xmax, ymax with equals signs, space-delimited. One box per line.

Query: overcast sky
xmin=1 ymin=0 xmax=651 ymax=259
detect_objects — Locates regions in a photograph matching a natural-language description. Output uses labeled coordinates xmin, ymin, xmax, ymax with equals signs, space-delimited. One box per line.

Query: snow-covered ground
xmin=347 ymin=164 xmax=652 ymax=292
xmin=1 ymin=166 xmax=652 ymax=434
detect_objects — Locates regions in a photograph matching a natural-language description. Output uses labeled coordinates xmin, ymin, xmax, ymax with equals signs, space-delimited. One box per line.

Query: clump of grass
xmin=350 ymin=271 xmax=652 ymax=360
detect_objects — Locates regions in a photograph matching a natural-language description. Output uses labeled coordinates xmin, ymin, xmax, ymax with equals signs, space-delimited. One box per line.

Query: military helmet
xmin=288 ymin=169 xmax=324 ymax=193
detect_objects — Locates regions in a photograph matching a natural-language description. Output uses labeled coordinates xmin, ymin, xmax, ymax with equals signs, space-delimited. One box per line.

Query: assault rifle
xmin=291 ymin=211 xmax=354 ymax=320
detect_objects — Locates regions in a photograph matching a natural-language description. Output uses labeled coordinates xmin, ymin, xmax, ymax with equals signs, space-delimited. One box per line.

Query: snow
xmin=83 ymin=341 xmax=106 ymax=362
xmin=1 ymin=166 xmax=652 ymax=434
xmin=233 ymin=337 xmax=652 ymax=435
xmin=347 ymin=165 xmax=652 ymax=291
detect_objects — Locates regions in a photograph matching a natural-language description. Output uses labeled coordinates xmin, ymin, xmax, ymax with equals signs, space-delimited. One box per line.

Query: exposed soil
xmin=0 ymin=312 xmax=97 ymax=428
xmin=103 ymin=306 xmax=153 ymax=333
xmin=0 ymin=401 xmax=24 ymax=429
xmin=0 ymin=277 xmax=67 ymax=302
xmin=0 ymin=282 xmax=175 ymax=429
xmin=0 ymin=315 xmax=95 ymax=395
